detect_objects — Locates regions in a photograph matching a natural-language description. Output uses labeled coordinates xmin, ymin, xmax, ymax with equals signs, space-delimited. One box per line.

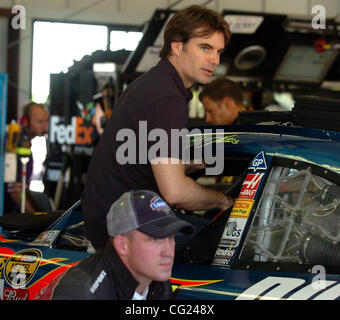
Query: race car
xmin=0 ymin=201 xmax=91 ymax=300
xmin=1 ymin=112 xmax=340 ymax=300
xmin=171 ymin=124 xmax=340 ymax=300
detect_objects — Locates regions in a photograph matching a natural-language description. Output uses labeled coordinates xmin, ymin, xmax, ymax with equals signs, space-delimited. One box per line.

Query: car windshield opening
xmin=239 ymin=166 xmax=340 ymax=270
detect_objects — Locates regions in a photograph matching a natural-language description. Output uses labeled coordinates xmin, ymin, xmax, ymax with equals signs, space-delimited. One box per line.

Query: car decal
xmin=229 ymin=199 xmax=254 ymax=219
xmin=212 ymin=151 xmax=270 ymax=267
xmin=0 ymin=246 xmax=82 ymax=299
xmin=249 ymin=151 xmax=267 ymax=172
xmin=1 ymin=285 xmax=29 ymax=300
xmin=0 ymin=247 xmax=15 ymax=279
xmin=4 ymin=249 xmax=42 ymax=289
xmin=186 ymin=132 xmax=240 ymax=148
xmin=236 ymin=276 xmax=340 ymax=300
xmin=28 ymin=230 xmax=60 ymax=247
xmin=170 ymin=278 xmax=223 ymax=292
xmin=28 ymin=260 xmax=80 ymax=299
xmin=239 ymin=173 xmax=264 ymax=199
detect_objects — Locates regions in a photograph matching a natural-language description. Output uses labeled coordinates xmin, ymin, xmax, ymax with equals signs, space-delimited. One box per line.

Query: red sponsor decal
xmin=239 ymin=173 xmax=264 ymax=199
xmin=3 ymin=287 xmax=29 ymax=300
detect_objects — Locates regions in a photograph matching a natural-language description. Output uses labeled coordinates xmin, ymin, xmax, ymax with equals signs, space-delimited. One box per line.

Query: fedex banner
xmin=49 ymin=116 xmax=94 ymax=146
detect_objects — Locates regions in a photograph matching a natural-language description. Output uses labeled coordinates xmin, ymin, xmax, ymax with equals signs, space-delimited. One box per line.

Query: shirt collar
xmin=157 ymin=59 xmax=193 ymax=103
xmin=132 ymin=286 xmax=149 ymax=300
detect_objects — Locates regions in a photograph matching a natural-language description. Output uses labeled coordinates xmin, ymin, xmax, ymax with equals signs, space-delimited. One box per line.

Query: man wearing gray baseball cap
xmin=44 ymin=190 xmax=194 ymax=300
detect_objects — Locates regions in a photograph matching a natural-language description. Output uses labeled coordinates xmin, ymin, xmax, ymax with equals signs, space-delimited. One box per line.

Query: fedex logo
xmin=50 ymin=116 xmax=93 ymax=145
xmin=239 ymin=173 xmax=264 ymax=199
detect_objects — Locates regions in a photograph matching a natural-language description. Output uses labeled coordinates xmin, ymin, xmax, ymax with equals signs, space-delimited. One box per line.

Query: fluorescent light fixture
xmin=93 ymin=62 xmax=116 ymax=73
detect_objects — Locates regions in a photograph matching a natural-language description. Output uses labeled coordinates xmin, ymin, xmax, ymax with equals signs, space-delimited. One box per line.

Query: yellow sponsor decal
xmin=230 ymin=199 xmax=254 ymax=219
xmin=4 ymin=249 xmax=42 ymax=288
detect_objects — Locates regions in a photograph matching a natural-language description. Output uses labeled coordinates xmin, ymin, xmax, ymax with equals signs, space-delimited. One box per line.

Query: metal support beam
xmin=0 ymin=74 xmax=8 ymax=223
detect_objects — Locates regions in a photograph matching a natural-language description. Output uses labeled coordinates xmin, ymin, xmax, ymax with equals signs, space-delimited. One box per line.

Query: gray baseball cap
xmin=106 ymin=190 xmax=195 ymax=238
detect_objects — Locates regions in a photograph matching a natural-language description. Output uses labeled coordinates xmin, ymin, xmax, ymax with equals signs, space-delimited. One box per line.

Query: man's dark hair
xmin=199 ymin=77 xmax=244 ymax=106
xmin=160 ymin=5 xmax=231 ymax=59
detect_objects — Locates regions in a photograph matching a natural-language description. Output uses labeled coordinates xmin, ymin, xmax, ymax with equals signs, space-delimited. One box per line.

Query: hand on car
xmin=220 ymin=194 xmax=234 ymax=212
xmin=184 ymin=160 xmax=206 ymax=175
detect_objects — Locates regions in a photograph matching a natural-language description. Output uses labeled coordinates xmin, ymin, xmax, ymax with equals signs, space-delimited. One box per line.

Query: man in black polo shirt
xmin=82 ymin=5 xmax=234 ymax=249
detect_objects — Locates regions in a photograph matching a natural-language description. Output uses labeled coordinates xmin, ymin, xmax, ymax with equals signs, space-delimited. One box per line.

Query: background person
xmin=5 ymin=102 xmax=49 ymax=214
xmin=81 ymin=5 xmax=234 ymax=250
xmin=20 ymin=101 xmax=49 ymax=137
xmin=199 ymin=77 xmax=247 ymax=125
xmin=35 ymin=190 xmax=194 ymax=300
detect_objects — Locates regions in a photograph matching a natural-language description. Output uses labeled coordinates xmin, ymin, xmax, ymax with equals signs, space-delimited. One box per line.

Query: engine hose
xmin=301 ymin=234 xmax=340 ymax=267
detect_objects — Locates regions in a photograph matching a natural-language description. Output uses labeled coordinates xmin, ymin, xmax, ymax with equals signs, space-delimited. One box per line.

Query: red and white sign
xmin=239 ymin=173 xmax=264 ymax=199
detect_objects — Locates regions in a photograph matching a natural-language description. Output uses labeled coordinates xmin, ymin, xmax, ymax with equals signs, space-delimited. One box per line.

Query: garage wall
xmin=0 ymin=17 xmax=7 ymax=74
xmin=0 ymin=0 xmax=339 ymax=110
xmin=0 ymin=0 xmax=339 ymax=21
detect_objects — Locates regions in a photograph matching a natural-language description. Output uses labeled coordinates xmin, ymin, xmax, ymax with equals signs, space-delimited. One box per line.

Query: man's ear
xmin=170 ymin=41 xmax=183 ymax=58
xmin=112 ymin=235 xmax=129 ymax=256
xmin=20 ymin=116 xmax=29 ymax=128
xmin=221 ymin=96 xmax=235 ymax=110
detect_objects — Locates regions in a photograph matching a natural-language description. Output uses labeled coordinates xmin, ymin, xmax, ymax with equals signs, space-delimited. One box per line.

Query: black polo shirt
xmin=82 ymin=59 xmax=193 ymax=249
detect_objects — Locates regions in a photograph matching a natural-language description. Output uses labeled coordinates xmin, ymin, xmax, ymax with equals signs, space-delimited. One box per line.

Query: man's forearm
xmin=152 ymin=159 xmax=234 ymax=212
xmin=171 ymin=176 xmax=233 ymax=211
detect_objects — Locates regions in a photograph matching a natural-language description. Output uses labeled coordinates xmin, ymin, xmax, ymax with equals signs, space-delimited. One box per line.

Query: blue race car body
xmin=172 ymin=124 xmax=340 ymax=299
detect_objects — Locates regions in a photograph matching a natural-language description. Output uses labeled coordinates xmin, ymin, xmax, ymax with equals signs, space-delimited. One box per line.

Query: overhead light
xmin=93 ymin=62 xmax=116 ymax=73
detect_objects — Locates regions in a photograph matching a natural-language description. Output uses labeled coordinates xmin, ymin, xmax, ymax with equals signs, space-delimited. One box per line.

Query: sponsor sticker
xmin=213 ymin=217 xmax=248 ymax=266
xmin=219 ymin=218 xmax=247 ymax=246
xmin=29 ymin=230 xmax=60 ymax=246
xmin=4 ymin=249 xmax=42 ymax=288
xmin=230 ymin=199 xmax=254 ymax=219
xmin=239 ymin=173 xmax=264 ymax=199
xmin=213 ymin=246 xmax=235 ymax=265
xmin=249 ymin=151 xmax=267 ymax=172
xmin=213 ymin=203 xmax=254 ymax=267
xmin=150 ymin=198 xmax=169 ymax=212
xmin=2 ymin=287 xmax=29 ymax=300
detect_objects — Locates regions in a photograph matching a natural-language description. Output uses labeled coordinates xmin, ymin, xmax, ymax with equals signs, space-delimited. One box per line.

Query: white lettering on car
xmin=236 ymin=276 xmax=340 ymax=300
